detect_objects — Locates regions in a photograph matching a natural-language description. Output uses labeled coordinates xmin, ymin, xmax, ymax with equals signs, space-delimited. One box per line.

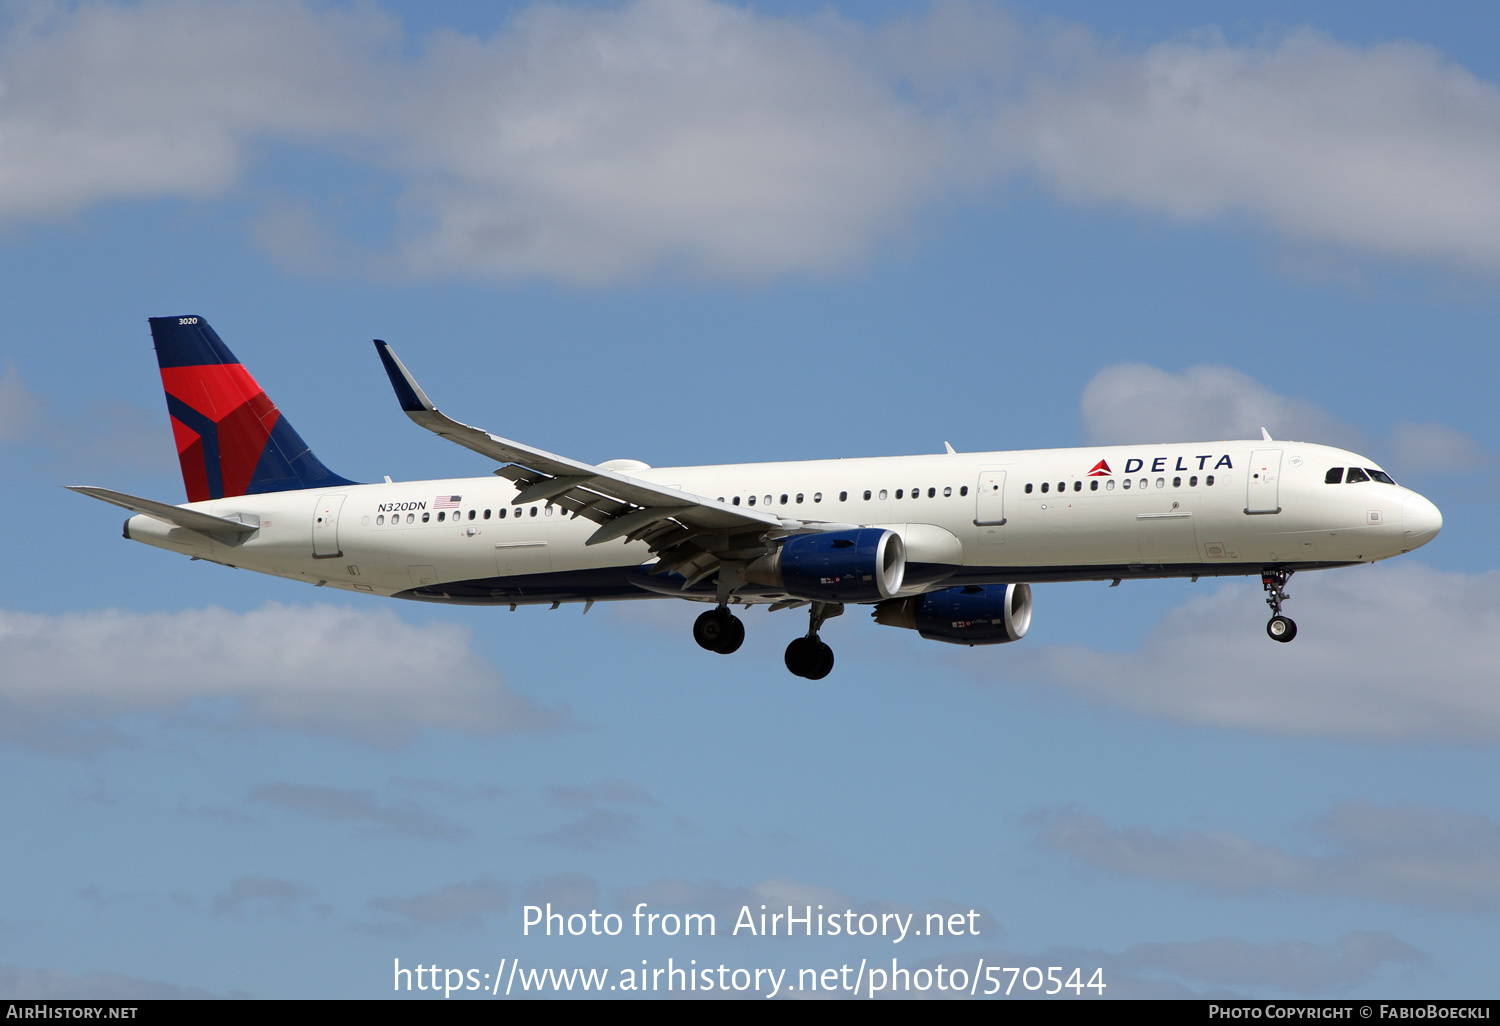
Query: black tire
xmin=784 ymin=636 xmax=819 ymax=677
xmin=1266 ymin=615 xmax=1297 ymax=643
xmin=805 ymin=641 xmax=835 ymax=680
xmin=717 ymin=615 xmax=745 ymax=655
xmin=694 ymin=609 xmax=732 ymax=651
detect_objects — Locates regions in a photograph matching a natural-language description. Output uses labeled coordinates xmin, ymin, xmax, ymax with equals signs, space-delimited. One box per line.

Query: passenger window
xmin=1325 ymin=467 xmax=1344 ymax=484
xmin=469 ymin=509 xmax=476 ymax=520
xmin=376 ymin=514 xmax=384 ymax=525
xmin=814 ymin=492 xmax=822 ymax=503
xmin=1368 ymin=469 xmax=1396 ymax=484
xmin=499 ymin=508 xmax=507 ymax=518
xmin=1073 ymin=480 xmax=1081 ymax=492
xmin=796 ymin=493 xmax=804 ymax=503
xmin=1106 ymin=479 xmax=1115 ymax=491
xmin=764 ymin=495 xmax=771 ymax=506
xmin=863 ymin=490 xmax=871 ymax=500
xmin=928 ymin=488 xmax=936 ymax=498
xmin=1155 ymin=478 xmax=1164 ymax=489
xmin=1139 ymin=478 xmax=1148 ymax=489
xmin=1025 ymin=483 xmax=1033 ymax=494
xmin=437 ymin=511 xmax=446 ymax=522
xmin=1057 ymin=482 xmax=1065 ymax=492
xmin=1122 ymin=479 xmax=1132 ymax=490
xmin=422 ymin=512 xmax=430 ymax=523
xmin=484 ymin=509 xmax=491 ymax=519
xmin=879 ymin=489 xmax=888 ymax=500
xmin=747 ymin=495 xmax=756 ymax=505
xmin=1040 ymin=482 xmax=1049 ymax=493
xmin=895 ymin=489 xmax=904 ymax=499
xmin=779 ymin=494 xmax=788 ymax=505
xmin=1089 ymin=480 xmax=1098 ymax=491
xmin=733 ymin=496 xmax=740 ymax=505
xmin=839 ymin=491 xmax=847 ymax=501
xmin=530 ymin=506 xmax=538 ymax=517
xmin=406 ymin=513 xmax=414 ymax=523
xmin=1206 ymin=475 xmax=1215 ymax=486
xmin=960 ymin=486 xmax=968 ymax=496
xmin=1189 ymin=476 xmax=1197 ymax=487
xmin=943 ymin=487 xmax=951 ymax=497
xmin=1345 ymin=467 xmax=1370 ymax=484
xmin=1172 ymin=477 xmax=1180 ymax=487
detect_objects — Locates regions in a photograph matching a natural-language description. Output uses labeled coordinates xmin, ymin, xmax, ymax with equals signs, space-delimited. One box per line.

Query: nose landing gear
xmin=1262 ymin=570 xmax=1297 ymax=643
xmin=784 ymin=601 xmax=841 ymax=679
xmin=693 ymin=606 xmax=744 ymax=654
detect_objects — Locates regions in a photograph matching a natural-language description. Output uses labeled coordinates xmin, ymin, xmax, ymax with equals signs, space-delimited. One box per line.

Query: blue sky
xmin=2 ymin=0 xmax=1499 ymax=1000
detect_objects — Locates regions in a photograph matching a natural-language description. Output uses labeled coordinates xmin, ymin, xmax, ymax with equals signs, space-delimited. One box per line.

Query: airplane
xmin=70 ymin=316 xmax=1444 ymax=679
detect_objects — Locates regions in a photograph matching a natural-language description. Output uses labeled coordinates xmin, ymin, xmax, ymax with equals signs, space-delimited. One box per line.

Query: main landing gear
xmin=784 ymin=602 xmax=841 ymax=680
xmin=1262 ymin=570 xmax=1297 ymax=643
xmin=693 ymin=606 xmax=744 ymax=654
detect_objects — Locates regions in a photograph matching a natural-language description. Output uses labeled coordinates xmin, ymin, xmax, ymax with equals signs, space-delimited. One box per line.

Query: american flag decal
xmin=435 ymin=495 xmax=462 ymax=509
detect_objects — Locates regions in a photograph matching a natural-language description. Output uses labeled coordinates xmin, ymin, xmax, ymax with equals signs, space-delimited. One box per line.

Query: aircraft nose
xmin=1402 ymin=492 xmax=1443 ymax=551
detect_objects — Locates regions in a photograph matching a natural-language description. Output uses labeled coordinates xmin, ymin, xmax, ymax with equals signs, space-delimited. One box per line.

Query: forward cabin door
xmin=1246 ymin=450 xmax=1283 ymax=514
xmin=974 ymin=469 xmax=1007 ymax=526
xmin=312 ymin=493 xmax=346 ymax=557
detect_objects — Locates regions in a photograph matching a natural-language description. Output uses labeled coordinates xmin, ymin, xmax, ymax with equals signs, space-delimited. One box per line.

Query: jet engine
xmin=872 ymin=583 xmax=1032 ymax=646
xmin=745 ymin=528 xmax=905 ymax=603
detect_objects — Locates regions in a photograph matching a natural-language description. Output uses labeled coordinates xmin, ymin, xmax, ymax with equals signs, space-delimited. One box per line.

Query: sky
xmin=1 ymin=0 xmax=1499 ymax=1001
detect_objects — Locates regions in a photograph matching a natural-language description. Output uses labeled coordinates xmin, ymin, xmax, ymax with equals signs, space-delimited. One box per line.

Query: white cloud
xmin=1386 ymin=419 xmax=1492 ymax=476
xmin=1004 ymin=29 xmax=1500 ymax=272
xmin=1037 ymin=801 xmax=1500 ymax=913
xmin=1081 ymin=363 xmax=1363 ymax=447
xmin=6 ymin=3 xmax=1500 ymax=281
xmin=0 ymin=602 xmax=562 ymax=752
xmin=1020 ymin=561 xmax=1500 ymax=743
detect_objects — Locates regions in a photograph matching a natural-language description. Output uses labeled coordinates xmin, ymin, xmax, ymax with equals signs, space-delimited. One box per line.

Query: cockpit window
xmin=1344 ymin=467 xmax=1370 ymax=484
xmin=1325 ymin=467 xmax=1344 ymax=484
xmin=1367 ymin=468 xmax=1396 ymax=485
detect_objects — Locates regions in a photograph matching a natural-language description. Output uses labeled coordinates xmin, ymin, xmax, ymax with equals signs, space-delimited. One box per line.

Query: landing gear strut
xmin=1262 ymin=570 xmax=1297 ymax=643
xmin=694 ymin=606 xmax=744 ymax=654
xmin=785 ymin=602 xmax=840 ymax=679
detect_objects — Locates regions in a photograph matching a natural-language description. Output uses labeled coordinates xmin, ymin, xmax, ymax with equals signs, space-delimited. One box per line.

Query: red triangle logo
xmin=1087 ymin=459 xmax=1112 ymax=477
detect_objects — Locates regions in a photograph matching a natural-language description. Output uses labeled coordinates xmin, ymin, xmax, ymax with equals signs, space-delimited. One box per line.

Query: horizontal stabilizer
xmin=66 ymin=486 xmax=258 ymax=535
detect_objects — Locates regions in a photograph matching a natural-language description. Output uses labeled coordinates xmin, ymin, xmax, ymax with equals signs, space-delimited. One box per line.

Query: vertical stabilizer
xmin=149 ymin=316 xmax=354 ymax=501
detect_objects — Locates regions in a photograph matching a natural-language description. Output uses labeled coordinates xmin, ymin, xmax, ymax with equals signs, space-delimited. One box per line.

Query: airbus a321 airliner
xmin=71 ymin=317 xmax=1443 ymax=679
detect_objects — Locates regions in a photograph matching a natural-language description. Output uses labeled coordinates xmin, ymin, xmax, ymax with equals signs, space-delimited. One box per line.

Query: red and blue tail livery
xmin=149 ymin=316 xmax=353 ymax=501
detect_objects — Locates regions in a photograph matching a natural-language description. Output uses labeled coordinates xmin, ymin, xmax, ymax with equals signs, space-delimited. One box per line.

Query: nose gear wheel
xmin=1262 ymin=570 xmax=1297 ymax=643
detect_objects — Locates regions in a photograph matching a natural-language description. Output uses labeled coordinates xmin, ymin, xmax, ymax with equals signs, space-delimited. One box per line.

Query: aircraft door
xmin=974 ymin=470 xmax=1007 ymax=546
xmin=1246 ymin=450 xmax=1283 ymax=514
xmin=313 ymin=493 xmax=346 ymax=557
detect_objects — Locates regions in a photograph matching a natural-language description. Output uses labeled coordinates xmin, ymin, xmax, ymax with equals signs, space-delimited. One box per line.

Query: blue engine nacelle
xmin=745 ymin=528 xmax=905 ymax=603
xmin=871 ymin=583 xmax=1032 ymax=646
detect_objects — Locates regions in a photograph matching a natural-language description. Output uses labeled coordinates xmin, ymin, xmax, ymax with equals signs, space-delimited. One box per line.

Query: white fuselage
xmin=123 ymin=440 xmax=1442 ymax=605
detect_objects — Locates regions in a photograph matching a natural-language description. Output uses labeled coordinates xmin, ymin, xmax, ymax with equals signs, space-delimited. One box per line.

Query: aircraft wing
xmin=375 ymin=341 xmax=809 ymax=587
xmin=67 ymin=486 xmax=259 ymax=535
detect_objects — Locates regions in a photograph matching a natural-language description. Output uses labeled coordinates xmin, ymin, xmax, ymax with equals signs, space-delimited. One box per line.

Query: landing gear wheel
xmin=1261 ymin=570 xmax=1297 ymax=643
xmin=694 ymin=608 xmax=743 ymax=654
xmin=784 ymin=637 xmax=834 ymax=679
xmin=1266 ymin=615 xmax=1297 ymax=643
xmin=719 ymin=614 xmax=745 ymax=654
